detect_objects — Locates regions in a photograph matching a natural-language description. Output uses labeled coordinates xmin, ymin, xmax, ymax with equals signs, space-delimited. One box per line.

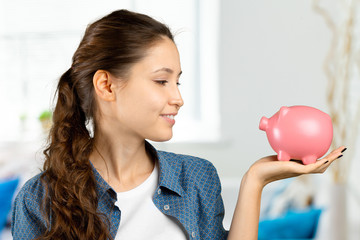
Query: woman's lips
xmin=160 ymin=114 xmax=176 ymax=125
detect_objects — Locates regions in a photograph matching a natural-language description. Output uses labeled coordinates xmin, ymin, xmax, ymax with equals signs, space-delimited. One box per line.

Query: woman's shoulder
xmin=12 ymin=172 xmax=48 ymax=237
xmin=14 ymin=172 xmax=47 ymax=208
xmin=156 ymin=150 xmax=220 ymax=182
xmin=158 ymin=150 xmax=215 ymax=168
xmin=18 ymin=172 xmax=46 ymax=195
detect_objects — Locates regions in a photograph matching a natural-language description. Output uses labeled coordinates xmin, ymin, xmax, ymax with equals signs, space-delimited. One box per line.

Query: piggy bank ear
xmin=279 ymin=106 xmax=289 ymax=120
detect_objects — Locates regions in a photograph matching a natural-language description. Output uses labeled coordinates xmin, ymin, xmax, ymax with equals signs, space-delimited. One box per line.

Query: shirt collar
xmin=146 ymin=141 xmax=184 ymax=197
xmin=90 ymin=161 xmax=114 ymax=199
xmin=90 ymin=141 xmax=185 ymax=198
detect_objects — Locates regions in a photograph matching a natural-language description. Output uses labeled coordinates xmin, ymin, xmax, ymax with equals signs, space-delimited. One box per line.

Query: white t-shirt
xmin=114 ymin=165 xmax=187 ymax=240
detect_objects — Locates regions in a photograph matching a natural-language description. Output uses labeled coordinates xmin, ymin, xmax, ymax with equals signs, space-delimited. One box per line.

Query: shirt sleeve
xmin=11 ymin=176 xmax=47 ymax=239
xmin=198 ymin=161 xmax=229 ymax=239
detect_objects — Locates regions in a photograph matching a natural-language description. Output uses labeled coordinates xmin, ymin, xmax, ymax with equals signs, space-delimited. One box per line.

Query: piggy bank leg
xmin=278 ymin=150 xmax=291 ymax=161
xmin=302 ymin=155 xmax=317 ymax=165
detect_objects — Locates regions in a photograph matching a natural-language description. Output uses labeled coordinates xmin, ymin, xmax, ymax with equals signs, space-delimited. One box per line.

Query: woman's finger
xmin=305 ymin=146 xmax=347 ymax=173
xmin=320 ymin=146 xmax=346 ymax=164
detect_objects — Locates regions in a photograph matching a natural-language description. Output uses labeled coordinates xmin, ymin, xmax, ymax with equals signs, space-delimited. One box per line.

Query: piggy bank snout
xmin=259 ymin=117 xmax=269 ymax=131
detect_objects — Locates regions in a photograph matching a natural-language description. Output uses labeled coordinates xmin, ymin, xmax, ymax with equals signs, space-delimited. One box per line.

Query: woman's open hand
xmin=228 ymin=147 xmax=346 ymax=240
xmin=247 ymin=146 xmax=346 ymax=188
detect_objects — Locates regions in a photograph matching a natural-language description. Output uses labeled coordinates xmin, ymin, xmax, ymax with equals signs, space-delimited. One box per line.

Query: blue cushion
xmin=258 ymin=208 xmax=322 ymax=239
xmin=0 ymin=178 xmax=19 ymax=232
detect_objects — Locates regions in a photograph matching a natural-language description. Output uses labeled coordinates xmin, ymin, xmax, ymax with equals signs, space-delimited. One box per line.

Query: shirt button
xmin=192 ymin=232 xmax=195 ymax=238
xmin=157 ymin=188 xmax=161 ymax=195
xmin=164 ymin=205 xmax=170 ymax=211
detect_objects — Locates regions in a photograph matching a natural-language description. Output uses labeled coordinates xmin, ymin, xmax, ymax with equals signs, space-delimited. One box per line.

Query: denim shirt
xmin=12 ymin=142 xmax=228 ymax=239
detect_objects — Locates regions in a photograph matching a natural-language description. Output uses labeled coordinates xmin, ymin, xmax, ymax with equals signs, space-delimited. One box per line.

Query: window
xmin=0 ymin=0 xmax=220 ymax=142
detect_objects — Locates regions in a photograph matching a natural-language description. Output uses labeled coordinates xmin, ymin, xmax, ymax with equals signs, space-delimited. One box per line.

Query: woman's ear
xmin=93 ymin=70 xmax=116 ymax=101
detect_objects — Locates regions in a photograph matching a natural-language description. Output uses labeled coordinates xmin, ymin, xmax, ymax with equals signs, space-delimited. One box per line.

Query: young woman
xmin=11 ymin=9 xmax=345 ymax=240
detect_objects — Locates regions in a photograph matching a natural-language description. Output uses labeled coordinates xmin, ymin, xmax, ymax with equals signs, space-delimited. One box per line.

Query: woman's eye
xmin=155 ymin=80 xmax=168 ymax=85
xmin=154 ymin=80 xmax=181 ymax=86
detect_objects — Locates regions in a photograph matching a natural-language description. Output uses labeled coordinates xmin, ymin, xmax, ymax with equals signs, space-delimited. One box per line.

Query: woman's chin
xmin=148 ymin=132 xmax=173 ymax=142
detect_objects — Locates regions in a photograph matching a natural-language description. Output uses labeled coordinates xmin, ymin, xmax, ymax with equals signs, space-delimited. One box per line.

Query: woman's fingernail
xmin=324 ymin=160 xmax=329 ymax=164
xmin=341 ymin=148 xmax=347 ymax=153
xmin=337 ymin=155 xmax=343 ymax=159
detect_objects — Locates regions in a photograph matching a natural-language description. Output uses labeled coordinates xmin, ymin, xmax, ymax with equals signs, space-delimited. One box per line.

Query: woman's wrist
xmin=243 ymin=165 xmax=267 ymax=191
xmin=238 ymin=169 xmax=265 ymax=205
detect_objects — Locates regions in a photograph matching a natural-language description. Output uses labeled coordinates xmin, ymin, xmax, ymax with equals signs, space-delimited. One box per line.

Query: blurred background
xmin=0 ymin=0 xmax=360 ymax=239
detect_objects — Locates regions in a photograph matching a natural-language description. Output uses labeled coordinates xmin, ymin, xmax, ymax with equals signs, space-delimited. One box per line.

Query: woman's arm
xmin=227 ymin=146 xmax=346 ymax=240
xmin=227 ymin=170 xmax=263 ymax=239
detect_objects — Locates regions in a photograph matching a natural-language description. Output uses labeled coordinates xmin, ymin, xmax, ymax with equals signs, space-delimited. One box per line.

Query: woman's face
xmin=109 ymin=37 xmax=183 ymax=142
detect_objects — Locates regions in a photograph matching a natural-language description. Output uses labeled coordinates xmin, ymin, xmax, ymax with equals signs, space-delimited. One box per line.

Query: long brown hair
xmin=40 ymin=9 xmax=173 ymax=239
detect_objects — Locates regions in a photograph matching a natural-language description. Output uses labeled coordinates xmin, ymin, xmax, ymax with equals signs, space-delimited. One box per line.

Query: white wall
xmin=156 ymin=0 xmax=331 ymax=180
xmin=156 ymin=1 xmax=360 ymax=236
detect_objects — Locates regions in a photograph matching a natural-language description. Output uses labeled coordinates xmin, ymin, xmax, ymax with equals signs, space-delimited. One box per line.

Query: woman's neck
xmin=90 ymin=133 xmax=155 ymax=192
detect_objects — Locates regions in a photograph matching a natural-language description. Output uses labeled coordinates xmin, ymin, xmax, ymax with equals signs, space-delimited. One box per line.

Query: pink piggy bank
xmin=259 ymin=106 xmax=333 ymax=165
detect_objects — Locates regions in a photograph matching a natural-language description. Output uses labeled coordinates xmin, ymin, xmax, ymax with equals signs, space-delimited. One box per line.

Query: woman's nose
xmin=169 ymin=86 xmax=184 ymax=109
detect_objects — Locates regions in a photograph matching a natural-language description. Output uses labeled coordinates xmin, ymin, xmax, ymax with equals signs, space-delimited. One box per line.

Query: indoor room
xmin=0 ymin=0 xmax=359 ymax=239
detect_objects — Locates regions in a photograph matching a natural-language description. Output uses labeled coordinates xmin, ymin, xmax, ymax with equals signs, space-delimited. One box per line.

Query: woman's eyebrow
xmin=153 ymin=67 xmax=182 ymax=76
